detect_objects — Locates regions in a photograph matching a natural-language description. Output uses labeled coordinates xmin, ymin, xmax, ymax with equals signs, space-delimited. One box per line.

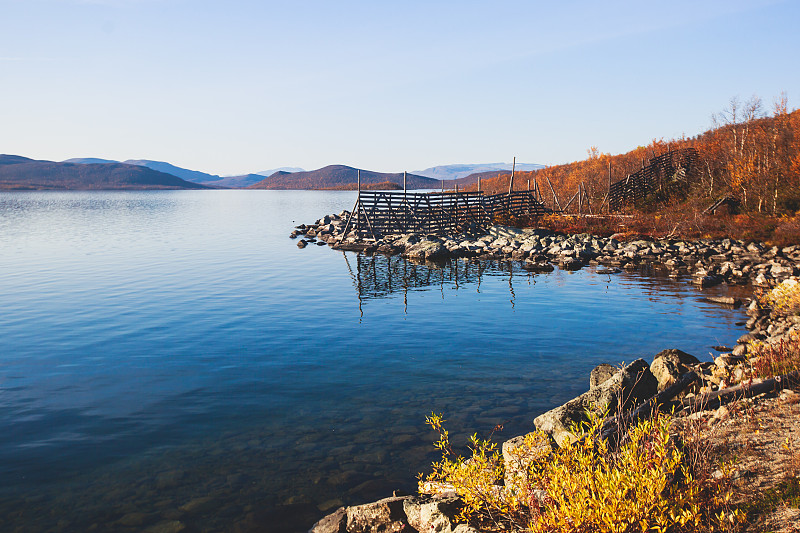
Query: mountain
xmin=63 ymin=157 xmax=119 ymax=165
xmin=453 ymin=169 xmax=512 ymax=187
xmin=0 ymin=155 xmax=211 ymax=190
xmin=247 ymin=165 xmax=440 ymax=190
xmin=205 ymin=174 xmax=268 ymax=188
xmin=255 ymin=167 xmax=305 ymax=177
xmin=122 ymin=159 xmax=221 ymax=185
xmin=413 ymin=163 xmax=545 ymax=181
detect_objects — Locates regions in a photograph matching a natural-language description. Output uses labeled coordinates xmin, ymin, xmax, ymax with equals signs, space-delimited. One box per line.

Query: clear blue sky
xmin=2 ymin=0 xmax=798 ymax=175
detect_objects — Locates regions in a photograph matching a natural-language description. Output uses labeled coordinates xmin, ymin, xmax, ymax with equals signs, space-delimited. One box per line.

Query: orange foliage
xmin=466 ymin=95 xmax=800 ymax=216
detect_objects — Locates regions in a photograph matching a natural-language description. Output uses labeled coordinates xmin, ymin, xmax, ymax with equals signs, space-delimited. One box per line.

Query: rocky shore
xmin=294 ymin=211 xmax=800 ymax=288
xmin=298 ymin=212 xmax=800 ymax=533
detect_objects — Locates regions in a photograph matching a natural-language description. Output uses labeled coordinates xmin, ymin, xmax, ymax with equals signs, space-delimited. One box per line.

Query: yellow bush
xmin=420 ymin=411 xmax=740 ymax=532
xmin=762 ymin=279 xmax=800 ymax=315
xmin=527 ymin=413 xmax=697 ymax=533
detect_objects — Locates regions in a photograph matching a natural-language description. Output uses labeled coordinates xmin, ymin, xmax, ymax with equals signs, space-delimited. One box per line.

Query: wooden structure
xmin=342 ymin=189 xmax=551 ymax=239
xmin=608 ymin=148 xmax=698 ymax=210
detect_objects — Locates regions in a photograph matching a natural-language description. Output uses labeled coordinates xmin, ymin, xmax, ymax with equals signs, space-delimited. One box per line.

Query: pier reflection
xmin=342 ymin=252 xmax=534 ymax=314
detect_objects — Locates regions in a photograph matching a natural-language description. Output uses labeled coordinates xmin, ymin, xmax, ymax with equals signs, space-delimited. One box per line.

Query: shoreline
xmin=294 ymin=212 xmax=799 ymax=290
xmin=299 ymin=212 xmax=800 ymax=533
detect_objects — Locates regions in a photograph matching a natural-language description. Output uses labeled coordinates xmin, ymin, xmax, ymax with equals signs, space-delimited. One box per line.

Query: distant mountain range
xmin=64 ymin=158 xmax=299 ymax=188
xmin=1 ymin=155 xmax=210 ymax=190
xmin=248 ymin=165 xmax=440 ymax=190
xmin=413 ymin=162 xmax=545 ymax=181
xmin=11 ymin=156 xmax=545 ymax=191
xmin=254 ymin=167 xmax=305 ymax=177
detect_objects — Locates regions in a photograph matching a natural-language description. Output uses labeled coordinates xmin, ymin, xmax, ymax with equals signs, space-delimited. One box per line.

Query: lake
xmin=0 ymin=190 xmax=747 ymax=532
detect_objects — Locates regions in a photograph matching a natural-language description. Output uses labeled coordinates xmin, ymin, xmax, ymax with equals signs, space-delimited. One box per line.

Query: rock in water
xmin=345 ymin=496 xmax=410 ymax=533
xmin=533 ymin=359 xmax=658 ymax=446
xmin=308 ymin=507 xmax=346 ymax=533
xmin=402 ymin=496 xmax=462 ymax=533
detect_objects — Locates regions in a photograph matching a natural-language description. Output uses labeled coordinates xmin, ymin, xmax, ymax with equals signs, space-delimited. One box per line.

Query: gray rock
xmin=522 ymin=261 xmax=554 ymax=273
xmin=309 ymin=507 xmax=347 ymax=533
xmin=533 ymin=359 xmax=657 ymax=446
xmin=731 ymin=344 xmax=748 ymax=357
xmin=738 ymin=333 xmax=758 ymax=344
xmin=404 ymin=241 xmax=449 ymax=261
xmin=403 ymin=495 xmax=461 ymax=533
xmin=346 ymin=496 xmax=411 ymax=533
xmin=590 ymin=363 xmax=617 ymax=389
xmin=703 ymin=296 xmax=741 ymax=307
xmin=650 ymin=349 xmax=700 ymax=391
xmin=561 ymin=257 xmax=583 ymax=271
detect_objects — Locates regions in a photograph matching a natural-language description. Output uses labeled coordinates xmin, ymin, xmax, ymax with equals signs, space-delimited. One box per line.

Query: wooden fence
xmin=342 ymin=190 xmax=551 ymax=239
xmin=608 ymin=148 xmax=698 ymax=210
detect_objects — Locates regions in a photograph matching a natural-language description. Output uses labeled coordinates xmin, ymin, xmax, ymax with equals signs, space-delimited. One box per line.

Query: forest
xmin=465 ymin=94 xmax=800 ymax=244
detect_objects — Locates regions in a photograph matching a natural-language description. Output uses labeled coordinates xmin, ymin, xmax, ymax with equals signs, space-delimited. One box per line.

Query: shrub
xmin=746 ymin=332 xmax=800 ymax=379
xmin=762 ymin=279 xmax=800 ymax=316
xmin=420 ymin=411 xmax=741 ymax=532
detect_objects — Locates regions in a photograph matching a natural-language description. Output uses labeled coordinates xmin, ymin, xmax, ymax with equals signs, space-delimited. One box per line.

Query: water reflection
xmin=343 ymin=253 xmax=543 ymax=314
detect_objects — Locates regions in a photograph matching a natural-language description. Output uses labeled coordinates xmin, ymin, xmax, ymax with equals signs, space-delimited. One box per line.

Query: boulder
xmin=404 ymin=241 xmax=449 ymax=261
xmin=309 ymin=507 xmax=347 ymax=533
xmin=403 ymin=495 xmax=461 ymax=533
xmin=561 ymin=257 xmax=583 ymax=271
xmin=589 ymin=363 xmax=617 ymax=389
xmin=650 ymin=349 xmax=701 ymax=391
xmin=533 ymin=359 xmax=657 ymax=446
xmin=693 ymin=275 xmax=722 ymax=287
xmin=522 ymin=261 xmax=554 ymax=273
xmin=345 ymin=496 xmax=411 ymax=533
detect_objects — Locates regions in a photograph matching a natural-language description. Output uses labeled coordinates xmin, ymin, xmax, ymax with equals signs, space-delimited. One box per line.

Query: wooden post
xmin=403 ymin=171 xmax=407 ymax=194
xmin=357 ymin=169 xmax=361 ymax=191
xmin=546 ymin=176 xmax=562 ymax=211
xmin=478 ymin=177 xmax=481 ymax=194
xmin=441 ymin=179 xmax=444 ymax=194
xmin=508 ymin=156 xmax=515 ymax=195
xmin=527 ymin=178 xmax=530 ymax=191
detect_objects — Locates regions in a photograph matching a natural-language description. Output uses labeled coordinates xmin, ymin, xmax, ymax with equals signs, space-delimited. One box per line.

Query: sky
xmin=1 ymin=0 xmax=799 ymax=176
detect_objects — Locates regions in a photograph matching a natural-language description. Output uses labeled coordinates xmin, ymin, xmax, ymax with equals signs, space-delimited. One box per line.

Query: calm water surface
xmin=0 ymin=191 xmax=747 ymax=532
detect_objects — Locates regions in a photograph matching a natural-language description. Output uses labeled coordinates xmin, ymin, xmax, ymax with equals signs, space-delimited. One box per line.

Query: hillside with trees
xmin=467 ymin=94 xmax=800 ymax=217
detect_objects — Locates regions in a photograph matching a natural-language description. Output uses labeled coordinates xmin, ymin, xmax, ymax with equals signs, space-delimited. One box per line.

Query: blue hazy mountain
xmin=122 ymin=159 xmax=221 ymax=185
xmin=255 ymin=167 xmax=305 ymax=177
xmin=414 ymin=163 xmax=545 ymax=181
xmin=64 ymin=157 xmax=120 ymax=165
